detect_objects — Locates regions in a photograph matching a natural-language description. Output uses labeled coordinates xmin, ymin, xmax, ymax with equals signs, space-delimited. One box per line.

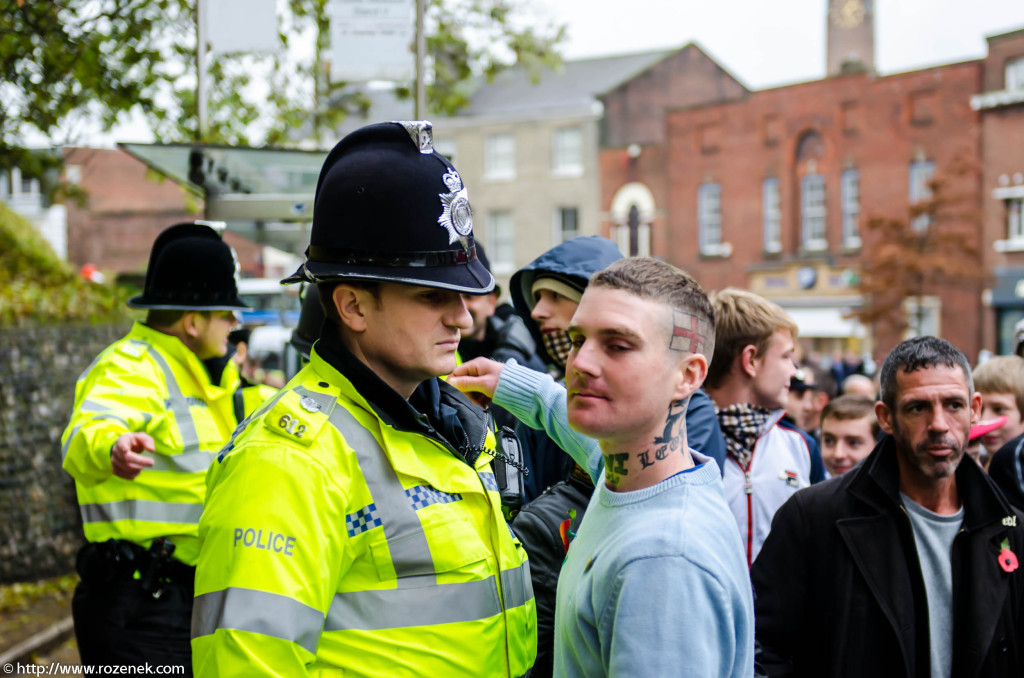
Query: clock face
xmin=830 ymin=0 xmax=865 ymax=29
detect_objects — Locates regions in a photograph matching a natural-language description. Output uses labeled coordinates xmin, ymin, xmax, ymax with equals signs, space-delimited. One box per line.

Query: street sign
xmin=329 ymin=0 xmax=415 ymax=82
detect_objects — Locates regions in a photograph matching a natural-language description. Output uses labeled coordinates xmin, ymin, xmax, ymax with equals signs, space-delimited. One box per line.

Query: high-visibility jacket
xmin=61 ymin=322 xmax=242 ymax=566
xmin=192 ymin=348 xmax=537 ymax=677
xmin=232 ymin=381 xmax=279 ymax=425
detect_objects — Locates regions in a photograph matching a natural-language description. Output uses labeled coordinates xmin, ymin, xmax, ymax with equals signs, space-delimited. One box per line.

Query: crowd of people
xmin=59 ymin=120 xmax=1024 ymax=677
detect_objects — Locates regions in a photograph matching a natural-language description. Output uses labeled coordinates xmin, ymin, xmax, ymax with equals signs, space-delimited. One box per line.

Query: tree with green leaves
xmin=1 ymin=0 xmax=564 ymax=181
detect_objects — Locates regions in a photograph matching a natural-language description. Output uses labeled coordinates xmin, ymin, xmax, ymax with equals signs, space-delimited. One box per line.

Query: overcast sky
xmin=54 ymin=0 xmax=1024 ymax=146
xmin=542 ymin=0 xmax=1024 ymax=89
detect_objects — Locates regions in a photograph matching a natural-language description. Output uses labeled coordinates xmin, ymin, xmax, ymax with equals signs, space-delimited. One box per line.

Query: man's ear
xmin=182 ymin=312 xmax=203 ymax=339
xmin=970 ymin=392 xmax=982 ymax=426
xmin=875 ymin=400 xmax=894 ymax=435
xmin=740 ymin=344 xmax=759 ymax=379
xmin=332 ymin=285 xmax=370 ymax=333
xmin=673 ymin=353 xmax=709 ymax=402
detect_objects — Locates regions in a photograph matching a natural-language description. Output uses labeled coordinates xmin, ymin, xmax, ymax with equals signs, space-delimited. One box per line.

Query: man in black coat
xmin=752 ymin=336 xmax=1024 ymax=678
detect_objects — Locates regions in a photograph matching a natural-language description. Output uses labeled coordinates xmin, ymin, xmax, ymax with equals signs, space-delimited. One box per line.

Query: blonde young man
xmin=452 ymin=258 xmax=753 ymax=677
xmin=703 ymin=289 xmax=824 ymax=565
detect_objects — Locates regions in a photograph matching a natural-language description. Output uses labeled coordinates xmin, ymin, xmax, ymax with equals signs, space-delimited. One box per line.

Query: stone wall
xmin=0 ymin=324 xmax=129 ymax=583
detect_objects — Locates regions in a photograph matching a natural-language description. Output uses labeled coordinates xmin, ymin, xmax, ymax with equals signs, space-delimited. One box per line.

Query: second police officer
xmin=191 ymin=121 xmax=537 ymax=676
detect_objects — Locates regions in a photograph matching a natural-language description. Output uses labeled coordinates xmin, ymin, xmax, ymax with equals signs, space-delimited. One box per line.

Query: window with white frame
xmin=484 ymin=133 xmax=515 ymax=180
xmin=1007 ymin=56 xmax=1024 ymax=91
xmin=801 ymin=173 xmax=826 ymax=250
xmin=698 ymin=183 xmax=723 ymax=255
xmin=909 ymin=160 xmax=935 ymax=231
xmin=613 ymin=205 xmax=651 ymax=256
xmin=763 ymin=177 xmax=781 ymax=253
xmin=554 ymin=207 xmax=579 ymax=243
xmin=552 ymin=127 xmax=583 ymax=176
xmin=841 ymin=169 xmax=861 ymax=247
xmin=487 ymin=210 xmax=516 ymax=273
xmin=1010 ymin=198 xmax=1024 ymax=241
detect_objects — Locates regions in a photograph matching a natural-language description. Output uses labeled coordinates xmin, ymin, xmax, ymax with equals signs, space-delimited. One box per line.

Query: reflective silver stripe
xmin=324 ymin=577 xmax=501 ymax=632
xmin=148 ymin=450 xmax=216 ymax=473
xmin=80 ymin=499 xmax=203 ymax=525
xmin=61 ymin=414 xmax=131 ymax=462
xmin=500 ymin=561 xmax=534 ymax=610
xmin=147 ymin=348 xmax=201 ymax=455
xmin=307 ymin=387 xmax=437 ymax=587
xmin=79 ymin=398 xmax=114 ymax=413
xmin=192 ymin=587 xmax=323 ymax=654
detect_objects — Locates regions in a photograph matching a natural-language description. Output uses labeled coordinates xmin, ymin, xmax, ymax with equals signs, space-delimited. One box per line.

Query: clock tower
xmin=827 ymin=0 xmax=875 ymax=76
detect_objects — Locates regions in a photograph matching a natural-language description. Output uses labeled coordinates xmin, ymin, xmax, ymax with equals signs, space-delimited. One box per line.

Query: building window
xmin=484 ymin=133 xmax=515 ymax=180
xmin=801 ymin=173 xmax=826 ymax=250
xmin=698 ymin=182 xmax=724 ymax=255
xmin=554 ymin=207 xmax=579 ymax=243
xmin=487 ymin=211 xmax=516 ymax=274
xmin=1010 ymin=198 xmax=1024 ymax=241
xmin=841 ymin=169 xmax=861 ymax=247
xmin=1007 ymin=56 xmax=1024 ymax=91
xmin=909 ymin=160 xmax=935 ymax=231
xmin=613 ymin=204 xmax=650 ymax=257
xmin=762 ymin=177 xmax=781 ymax=253
xmin=552 ymin=127 xmax=583 ymax=176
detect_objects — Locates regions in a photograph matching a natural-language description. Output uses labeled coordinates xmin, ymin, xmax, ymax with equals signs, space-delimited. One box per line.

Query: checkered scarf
xmin=542 ymin=330 xmax=574 ymax=368
xmin=716 ymin=403 xmax=773 ymax=468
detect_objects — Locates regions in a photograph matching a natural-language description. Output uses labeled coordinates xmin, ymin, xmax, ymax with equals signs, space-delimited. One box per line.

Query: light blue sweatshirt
xmin=493 ymin=362 xmax=754 ymax=677
xmin=492 ymin=360 xmax=603 ymax=481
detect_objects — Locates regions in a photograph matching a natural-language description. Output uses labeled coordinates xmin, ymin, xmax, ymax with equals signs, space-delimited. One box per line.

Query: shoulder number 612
xmin=278 ymin=414 xmax=307 ymax=438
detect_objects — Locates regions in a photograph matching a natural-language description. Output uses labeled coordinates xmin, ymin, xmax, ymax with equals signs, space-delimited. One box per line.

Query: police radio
xmin=492 ymin=427 xmax=527 ymax=514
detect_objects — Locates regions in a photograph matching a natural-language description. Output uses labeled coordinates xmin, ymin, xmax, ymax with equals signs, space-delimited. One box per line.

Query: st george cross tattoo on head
xmin=669 ymin=309 xmax=711 ymax=355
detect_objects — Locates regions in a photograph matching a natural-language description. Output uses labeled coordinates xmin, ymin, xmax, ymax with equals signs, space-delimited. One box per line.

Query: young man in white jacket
xmin=703 ymin=288 xmax=825 ymax=565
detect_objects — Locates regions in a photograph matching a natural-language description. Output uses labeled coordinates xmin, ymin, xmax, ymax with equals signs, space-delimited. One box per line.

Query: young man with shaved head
xmin=452 ymin=258 xmax=752 ymax=677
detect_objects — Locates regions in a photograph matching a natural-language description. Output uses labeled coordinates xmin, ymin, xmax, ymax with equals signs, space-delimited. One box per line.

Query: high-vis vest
xmin=61 ymin=322 xmax=242 ymax=566
xmin=192 ymin=349 xmax=537 ymax=677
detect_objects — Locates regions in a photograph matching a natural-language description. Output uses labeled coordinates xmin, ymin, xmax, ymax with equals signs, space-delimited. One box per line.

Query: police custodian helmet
xmin=127 ymin=221 xmax=249 ymax=311
xmin=282 ymin=121 xmax=494 ymax=294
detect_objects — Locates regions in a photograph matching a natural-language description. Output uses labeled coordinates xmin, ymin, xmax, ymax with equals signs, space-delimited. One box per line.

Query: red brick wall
xmin=603 ymin=60 xmax=986 ymax=363
xmin=982 ymin=29 xmax=1024 ymax=93
xmin=62 ymin=148 xmax=262 ymax=277
xmin=978 ymin=30 xmax=1024 ymax=352
xmin=600 ymin=44 xmax=748 ymax=149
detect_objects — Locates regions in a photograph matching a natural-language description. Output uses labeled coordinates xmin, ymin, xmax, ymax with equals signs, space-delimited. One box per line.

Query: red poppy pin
xmin=559 ymin=509 xmax=578 ymax=553
xmin=998 ymin=538 xmax=1019 ymax=573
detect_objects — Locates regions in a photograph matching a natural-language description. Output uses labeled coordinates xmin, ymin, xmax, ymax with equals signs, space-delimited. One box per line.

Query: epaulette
xmin=263 ymin=389 xmax=332 ymax=448
xmin=114 ymin=340 xmax=148 ymax=361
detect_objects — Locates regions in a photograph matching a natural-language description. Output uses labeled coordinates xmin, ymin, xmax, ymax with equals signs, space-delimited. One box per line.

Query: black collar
xmin=849 ymin=434 xmax=1015 ymax=531
xmin=316 ymin=324 xmax=488 ymax=465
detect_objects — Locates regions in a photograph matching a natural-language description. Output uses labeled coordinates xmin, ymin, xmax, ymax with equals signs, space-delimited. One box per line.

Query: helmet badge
xmin=438 ymin=168 xmax=473 ymax=252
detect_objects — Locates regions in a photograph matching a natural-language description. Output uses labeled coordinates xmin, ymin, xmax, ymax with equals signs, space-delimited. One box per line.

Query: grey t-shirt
xmin=901 ymin=492 xmax=964 ymax=678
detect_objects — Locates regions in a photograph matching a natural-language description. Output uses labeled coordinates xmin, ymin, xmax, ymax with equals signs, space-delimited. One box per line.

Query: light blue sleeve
xmin=492 ymin=360 xmax=603 ymax=483
xmin=601 ymin=556 xmax=752 ymax=678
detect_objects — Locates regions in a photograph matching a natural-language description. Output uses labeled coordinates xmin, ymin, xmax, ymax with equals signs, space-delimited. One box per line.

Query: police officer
xmin=61 ymin=222 xmax=249 ymax=673
xmin=191 ymin=122 xmax=537 ymax=676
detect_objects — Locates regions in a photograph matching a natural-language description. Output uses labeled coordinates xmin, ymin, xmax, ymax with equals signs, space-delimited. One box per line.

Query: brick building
xmin=973 ymin=29 xmax=1024 ymax=355
xmin=600 ymin=3 xmax=1024 ymax=364
xmin=61 ymin=147 xmax=262 ymax=279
